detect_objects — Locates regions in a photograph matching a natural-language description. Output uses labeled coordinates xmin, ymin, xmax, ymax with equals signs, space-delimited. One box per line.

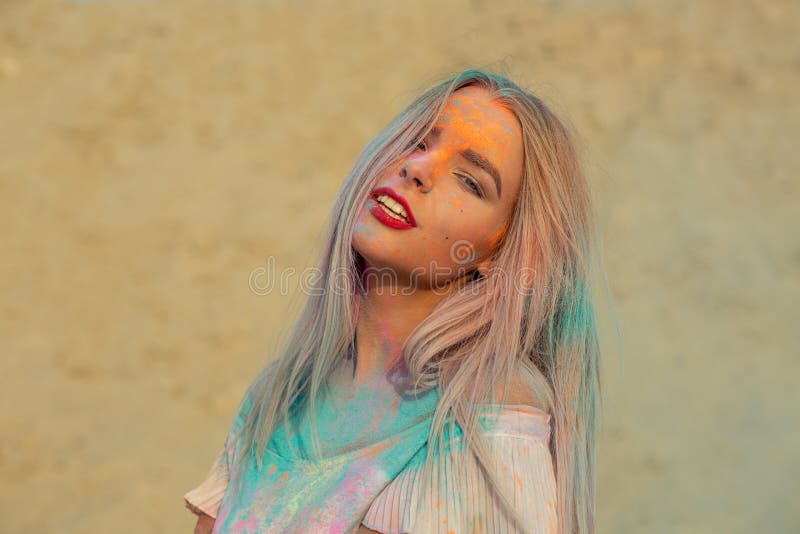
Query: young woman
xmin=184 ymin=68 xmax=603 ymax=534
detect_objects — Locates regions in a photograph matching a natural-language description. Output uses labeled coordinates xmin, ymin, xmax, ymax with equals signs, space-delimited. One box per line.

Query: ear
xmin=474 ymin=257 xmax=493 ymax=278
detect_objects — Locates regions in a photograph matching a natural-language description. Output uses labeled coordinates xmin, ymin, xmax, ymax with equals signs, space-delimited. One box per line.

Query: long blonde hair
xmin=228 ymin=67 xmax=604 ymax=534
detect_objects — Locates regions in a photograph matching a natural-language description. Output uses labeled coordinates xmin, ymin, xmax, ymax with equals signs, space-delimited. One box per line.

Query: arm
xmin=355 ymin=526 xmax=384 ymax=534
xmin=193 ymin=512 xmax=216 ymax=534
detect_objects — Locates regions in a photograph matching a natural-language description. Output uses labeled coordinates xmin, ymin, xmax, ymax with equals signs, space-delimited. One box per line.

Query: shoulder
xmin=476 ymin=363 xmax=549 ymax=414
xmin=494 ymin=370 xmax=545 ymax=408
xmin=362 ymin=411 xmax=558 ymax=533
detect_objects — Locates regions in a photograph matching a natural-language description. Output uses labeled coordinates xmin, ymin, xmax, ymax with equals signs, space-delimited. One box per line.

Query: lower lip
xmin=368 ymin=198 xmax=415 ymax=230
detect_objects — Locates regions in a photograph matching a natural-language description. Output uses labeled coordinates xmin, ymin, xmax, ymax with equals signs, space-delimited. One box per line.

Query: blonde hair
xmin=228 ymin=67 xmax=605 ymax=534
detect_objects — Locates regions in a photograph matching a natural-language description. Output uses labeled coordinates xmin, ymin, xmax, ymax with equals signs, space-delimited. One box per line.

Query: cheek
xmin=432 ymin=212 xmax=500 ymax=266
xmin=486 ymin=218 xmax=509 ymax=252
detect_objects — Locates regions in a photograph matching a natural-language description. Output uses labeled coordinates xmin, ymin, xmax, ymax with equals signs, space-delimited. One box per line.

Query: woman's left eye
xmin=458 ymin=174 xmax=484 ymax=198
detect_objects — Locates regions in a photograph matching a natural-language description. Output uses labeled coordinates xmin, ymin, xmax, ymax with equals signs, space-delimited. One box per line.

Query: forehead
xmin=433 ymin=86 xmax=523 ymax=197
xmin=434 ymin=87 xmax=519 ymax=148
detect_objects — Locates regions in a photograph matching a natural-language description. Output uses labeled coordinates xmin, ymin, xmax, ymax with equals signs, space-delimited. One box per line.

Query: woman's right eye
xmin=413 ymin=139 xmax=427 ymax=151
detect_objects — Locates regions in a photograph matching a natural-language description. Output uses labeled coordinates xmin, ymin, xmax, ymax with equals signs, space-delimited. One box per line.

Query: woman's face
xmin=353 ymin=85 xmax=524 ymax=290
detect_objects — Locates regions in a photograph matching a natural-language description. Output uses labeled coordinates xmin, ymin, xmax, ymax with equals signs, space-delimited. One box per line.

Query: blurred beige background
xmin=1 ymin=0 xmax=798 ymax=532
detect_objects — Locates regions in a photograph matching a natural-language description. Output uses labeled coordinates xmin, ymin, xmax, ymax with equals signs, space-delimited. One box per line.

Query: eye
xmin=406 ymin=138 xmax=426 ymax=153
xmin=457 ymin=173 xmax=484 ymax=198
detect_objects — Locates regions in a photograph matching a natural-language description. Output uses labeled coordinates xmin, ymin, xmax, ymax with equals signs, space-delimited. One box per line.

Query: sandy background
xmin=1 ymin=0 xmax=798 ymax=532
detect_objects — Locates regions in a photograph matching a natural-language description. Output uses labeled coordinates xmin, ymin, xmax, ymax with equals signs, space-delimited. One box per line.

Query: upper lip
xmin=371 ymin=186 xmax=416 ymax=226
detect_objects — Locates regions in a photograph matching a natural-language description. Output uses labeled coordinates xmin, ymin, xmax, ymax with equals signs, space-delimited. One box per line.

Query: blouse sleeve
xmin=183 ymin=446 xmax=229 ymax=519
xmin=361 ymin=407 xmax=558 ymax=534
xmin=182 ymin=389 xmax=257 ymax=519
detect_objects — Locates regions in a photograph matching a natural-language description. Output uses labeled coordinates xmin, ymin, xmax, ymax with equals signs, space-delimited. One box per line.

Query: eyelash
xmin=411 ymin=139 xmax=485 ymax=198
xmin=458 ymin=173 xmax=484 ymax=198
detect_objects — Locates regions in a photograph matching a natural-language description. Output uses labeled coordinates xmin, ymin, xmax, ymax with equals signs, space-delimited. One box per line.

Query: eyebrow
xmin=429 ymin=126 xmax=503 ymax=198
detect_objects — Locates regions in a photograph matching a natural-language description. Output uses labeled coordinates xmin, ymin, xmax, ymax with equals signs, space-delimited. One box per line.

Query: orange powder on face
xmin=429 ymin=92 xmax=517 ymax=195
xmin=486 ymin=218 xmax=509 ymax=253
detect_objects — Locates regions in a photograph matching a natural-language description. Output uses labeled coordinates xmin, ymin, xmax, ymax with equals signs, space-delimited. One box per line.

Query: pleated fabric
xmin=184 ymin=389 xmax=246 ymax=521
xmin=183 ymin=446 xmax=228 ymax=519
xmin=183 ymin=389 xmax=557 ymax=533
xmin=360 ymin=405 xmax=557 ymax=534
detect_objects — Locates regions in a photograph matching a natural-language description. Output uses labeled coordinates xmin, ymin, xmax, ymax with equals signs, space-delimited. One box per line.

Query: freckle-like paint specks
xmin=354 ymin=219 xmax=376 ymax=239
xmin=194 ymin=88 xmax=538 ymax=533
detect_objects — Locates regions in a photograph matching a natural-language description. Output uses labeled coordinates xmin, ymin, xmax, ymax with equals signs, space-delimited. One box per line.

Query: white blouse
xmin=361 ymin=404 xmax=558 ymax=533
xmin=184 ymin=403 xmax=557 ymax=533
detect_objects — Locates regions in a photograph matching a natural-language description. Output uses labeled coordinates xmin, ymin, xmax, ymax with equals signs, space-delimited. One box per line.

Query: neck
xmin=349 ymin=275 xmax=462 ymax=386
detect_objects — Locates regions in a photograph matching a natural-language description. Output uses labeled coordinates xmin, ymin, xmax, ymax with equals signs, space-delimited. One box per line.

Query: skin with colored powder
xmin=351 ymin=85 xmax=524 ymax=384
xmin=185 ymin=69 xmax=602 ymax=534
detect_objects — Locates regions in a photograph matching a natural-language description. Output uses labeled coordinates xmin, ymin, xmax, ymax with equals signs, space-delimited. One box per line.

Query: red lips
xmin=369 ymin=186 xmax=417 ymax=230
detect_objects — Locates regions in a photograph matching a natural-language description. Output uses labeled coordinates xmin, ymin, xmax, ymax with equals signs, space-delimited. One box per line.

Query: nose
xmin=401 ymin=157 xmax=432 ymax=194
